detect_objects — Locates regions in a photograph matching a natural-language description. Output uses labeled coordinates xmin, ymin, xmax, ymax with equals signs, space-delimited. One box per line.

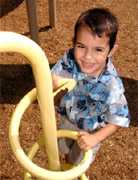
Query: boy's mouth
xmin=80 ymin=60 xmax=96 ymax=68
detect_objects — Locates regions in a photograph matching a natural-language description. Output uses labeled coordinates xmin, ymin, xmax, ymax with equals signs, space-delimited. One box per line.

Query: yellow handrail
xmin=0 ymin=31 xmax=60 ymax=170
xmin=9 ymin=87 xmax=92 ymax=179
xmin=0 ymin=31 xmax=92 ymax=179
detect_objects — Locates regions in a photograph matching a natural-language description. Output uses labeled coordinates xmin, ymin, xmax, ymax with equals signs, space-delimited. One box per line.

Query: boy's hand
xmin=77 ymin=131 xmax=99 ymax=151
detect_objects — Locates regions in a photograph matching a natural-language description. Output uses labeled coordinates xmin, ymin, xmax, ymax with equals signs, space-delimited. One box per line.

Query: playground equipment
xmin=1 ymin=0 xmax=56 ymax=44
xmin=26 ymin=0 xmax=56 ymax=44
xmin=0 ymin=31 xmax=93 ymax=179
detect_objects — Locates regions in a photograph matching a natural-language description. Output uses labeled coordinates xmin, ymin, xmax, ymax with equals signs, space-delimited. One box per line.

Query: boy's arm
xmin=77 ymin=123 xmax=119 ymax=151
xmin=52 ymin=74 xmax=63 ymax=90
xmin=52 ymin=74 xmax=76 ymax=92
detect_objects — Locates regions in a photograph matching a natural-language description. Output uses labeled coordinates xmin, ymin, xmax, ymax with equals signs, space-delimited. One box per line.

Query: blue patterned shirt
xmin=52 ymin=49 xmax=130 ymax=131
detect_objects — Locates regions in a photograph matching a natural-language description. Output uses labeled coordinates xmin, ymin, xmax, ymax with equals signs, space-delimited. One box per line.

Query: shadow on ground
xmin=0 ymin=64 xmax=137 ymax=126
xmin=0 ymin=0 xmax=24 ymax=17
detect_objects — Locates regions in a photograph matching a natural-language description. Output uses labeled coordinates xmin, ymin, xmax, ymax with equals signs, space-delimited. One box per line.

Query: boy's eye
xmin=76 ymin=44 xmax=85 ymax=48
xmin=96 ymin=48 xmax=103 ymax=52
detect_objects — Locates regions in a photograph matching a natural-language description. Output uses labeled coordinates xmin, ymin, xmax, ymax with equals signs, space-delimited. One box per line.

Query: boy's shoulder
xmin=105 ymin=58 xmax=118 ymax=77
xmin=51 ymin=48 xmax=77 ymax=78
xmin=100 ymin=58 xmax=119 ymax=80
xmin=66 ymin=48 xmax=75 ymax=59
xmin=60 ymin=48 xmax=75 ymax=65
xmin=100 ymin=58 xmax=124 ymax=92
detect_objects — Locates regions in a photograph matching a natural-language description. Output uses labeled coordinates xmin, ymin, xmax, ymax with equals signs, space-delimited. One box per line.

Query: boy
xmin=51 ymin=8 xmax=130 ymax=164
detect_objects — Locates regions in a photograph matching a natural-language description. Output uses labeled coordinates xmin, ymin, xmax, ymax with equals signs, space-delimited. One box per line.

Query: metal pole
xmin=48 ymin=0 xmax=56 ymax=27
xmin=25 ymin=0 xmax=39 ymax=44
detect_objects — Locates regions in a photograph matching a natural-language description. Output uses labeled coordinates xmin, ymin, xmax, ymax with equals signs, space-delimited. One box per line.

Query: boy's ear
xmin=108 ymin=43 xmax=118 ymax=57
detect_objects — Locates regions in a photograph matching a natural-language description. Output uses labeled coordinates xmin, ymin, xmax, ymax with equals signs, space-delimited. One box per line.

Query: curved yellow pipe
xmin=0 ymin=32 xmax=92 ymax=179
xmin=10 ymin=87 xmax=92 ymax=179
xmin=0 ymin=31 xmax=60 ymax=170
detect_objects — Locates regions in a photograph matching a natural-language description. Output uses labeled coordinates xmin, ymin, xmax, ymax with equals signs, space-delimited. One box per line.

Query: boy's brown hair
xmin=73 ymin=8 xmax=118 ymax=50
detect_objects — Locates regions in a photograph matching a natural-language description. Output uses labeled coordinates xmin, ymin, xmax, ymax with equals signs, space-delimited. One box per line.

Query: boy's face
xmin=74 ymin=26 xmax=110 ymax=77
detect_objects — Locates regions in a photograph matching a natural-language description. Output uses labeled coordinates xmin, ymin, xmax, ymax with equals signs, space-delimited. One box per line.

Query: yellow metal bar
xmin=0 ymin=32 xmax=91 ymax=180
xmin=8 ymin=87 xmax=91 ymax=179
xmin=0 ymin=31 xmax=60 ymax=170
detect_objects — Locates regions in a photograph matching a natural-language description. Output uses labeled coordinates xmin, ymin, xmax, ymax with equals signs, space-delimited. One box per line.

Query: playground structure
xmin=0 ymin=31 xmax=93 ymax=179
xmin=26 ymin=0 xmax=56 ymax=44
xmin=0 ymin=0 xmax=56 ymax=44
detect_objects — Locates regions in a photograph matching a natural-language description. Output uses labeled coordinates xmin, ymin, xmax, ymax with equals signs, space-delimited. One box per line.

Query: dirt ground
xmin=0 ymin=0 xmax=138 ymax=180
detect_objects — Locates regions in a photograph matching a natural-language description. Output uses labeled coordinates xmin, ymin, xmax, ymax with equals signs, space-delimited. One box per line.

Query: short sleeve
xmin=105 ymin=77 xmax=130 ymax=127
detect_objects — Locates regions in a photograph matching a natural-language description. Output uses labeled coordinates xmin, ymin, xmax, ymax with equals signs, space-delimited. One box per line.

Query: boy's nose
xmin=84 ymin=49 xmax=95 ymax=62
xmin=85 ymin=49 xmax=92 ymax=58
